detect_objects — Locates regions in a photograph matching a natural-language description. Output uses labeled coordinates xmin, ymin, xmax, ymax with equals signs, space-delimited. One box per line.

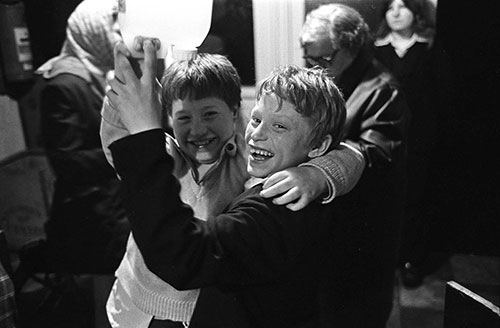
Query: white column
xmin=252 ymin=0 xmax=305 ymax=83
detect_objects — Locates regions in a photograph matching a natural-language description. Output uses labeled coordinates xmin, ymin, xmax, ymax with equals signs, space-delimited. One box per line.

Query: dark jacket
xmin=335 ymin=47 xmax=408 ymax=231
xmin=374 ymin=41 xmax=436 ymax=208
xmin=110 ymin=129 xmax=335 ymax=328
xmin=338 ymin=47 xmax=408 ymax=170
xmin=324 ymin=48 xmax=409 ymax=326
xmin=38 ymin=73 xmax=129 ymax=273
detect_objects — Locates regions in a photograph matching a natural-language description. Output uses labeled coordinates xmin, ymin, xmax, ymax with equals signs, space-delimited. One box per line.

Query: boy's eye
xmin=176 ymin=116 xmax=191 ymax=122
xmin=273 ymin=123 xmax=287 ymax=130
xmin=251 ymin=117 xmax=261 ymax=125
xmin=204 ymin=111 xmax=218 ymax=119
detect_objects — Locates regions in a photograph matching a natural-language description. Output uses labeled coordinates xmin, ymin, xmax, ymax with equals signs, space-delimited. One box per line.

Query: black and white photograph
xmin=0 ymin=0 xmax=498 ymax=327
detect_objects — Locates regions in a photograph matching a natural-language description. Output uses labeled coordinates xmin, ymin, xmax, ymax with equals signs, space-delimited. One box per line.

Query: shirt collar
xmin=244 ymin=177 xmax=266 ymax=190
xmin=169 ymin=133 xmax=241 ymax=183
xmin=375 ymin=33 xmax=430 ymax=58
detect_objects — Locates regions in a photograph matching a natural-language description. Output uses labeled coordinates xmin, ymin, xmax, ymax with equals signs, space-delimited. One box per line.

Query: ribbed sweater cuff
xmin=299 ymin=159 xmax=342 ymax=203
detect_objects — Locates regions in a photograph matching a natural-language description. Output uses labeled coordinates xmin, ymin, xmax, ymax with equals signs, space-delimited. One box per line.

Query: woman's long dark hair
xmin=374 ymin=0 xmax=436 ymax=41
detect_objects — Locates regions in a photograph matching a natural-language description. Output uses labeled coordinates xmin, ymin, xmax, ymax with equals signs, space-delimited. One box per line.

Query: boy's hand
xmin=106 ymin=39 xmax=162 ymax=135
xmin=260 ymin=166 xmax=326 ymax=211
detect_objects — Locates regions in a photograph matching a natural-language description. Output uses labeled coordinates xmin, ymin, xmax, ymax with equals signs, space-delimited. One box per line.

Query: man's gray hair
xmin=300 ymin=3 xmax=370 ymax=54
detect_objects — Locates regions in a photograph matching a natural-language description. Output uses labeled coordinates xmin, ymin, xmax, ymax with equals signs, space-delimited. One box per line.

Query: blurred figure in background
xmin=0 ymin=261 xmax=16 ymax=328
xmin=0 ymin=235 xmax=16 ymax=328
xmin=33 ymin=0 xmax=129 ymax=274
xmin=299 ymin=4 xmax=409 ymax=327
xmin=374 ymin=0 xmax=437 ymax=288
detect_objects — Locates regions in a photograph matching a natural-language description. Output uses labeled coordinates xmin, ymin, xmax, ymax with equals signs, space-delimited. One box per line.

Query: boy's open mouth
xmin=249 ymin=146 xmax=274 ymax=161
xmin=190 ymin=137 xmax=216 ymax=148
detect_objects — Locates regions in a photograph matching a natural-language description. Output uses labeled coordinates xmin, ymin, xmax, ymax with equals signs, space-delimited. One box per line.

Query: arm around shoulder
xmin=300 ymin=142 xmax=365 ymax=203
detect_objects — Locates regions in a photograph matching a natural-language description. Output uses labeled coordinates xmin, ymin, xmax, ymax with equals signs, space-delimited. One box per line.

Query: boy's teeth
xmin=251 ymin=149 xmax=274 ymax=157
xmin=193 ymin=139 xmax=212 ymax=147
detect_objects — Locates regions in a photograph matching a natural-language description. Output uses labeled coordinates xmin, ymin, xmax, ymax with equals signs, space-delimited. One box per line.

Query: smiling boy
xmin=246 ymin=92 xmax=340 ymax=178
xmin=173 ymin=97 xmax=236 ymax=164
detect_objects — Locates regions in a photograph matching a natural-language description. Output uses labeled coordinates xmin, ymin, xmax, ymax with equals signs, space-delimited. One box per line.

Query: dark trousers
xmin=321 ymin=187 xmax=401 ymax=328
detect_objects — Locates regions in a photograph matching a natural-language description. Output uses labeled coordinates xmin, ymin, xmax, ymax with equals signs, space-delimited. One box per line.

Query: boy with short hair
xmin=102 ymin=40 xmax=363 ymax=327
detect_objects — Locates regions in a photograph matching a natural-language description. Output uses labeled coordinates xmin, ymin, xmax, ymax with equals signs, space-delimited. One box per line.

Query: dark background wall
xmin=23 ymin=0 xmax=82 ymax=69
xmin=425 ymin=0 xmax=500 ymax=256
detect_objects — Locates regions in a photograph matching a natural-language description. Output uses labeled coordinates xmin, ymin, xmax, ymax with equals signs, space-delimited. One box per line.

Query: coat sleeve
xmin=346 ymin=81 xmax=409 ymax=170
xmin=40 ymin=82 xmax=115 ymax=185
xmin=301 ymin=142 xmax=365 ymax=202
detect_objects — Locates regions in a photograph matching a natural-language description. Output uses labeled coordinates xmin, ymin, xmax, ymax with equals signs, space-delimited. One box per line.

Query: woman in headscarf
xmin=34 ymin=0 xmax=128 ymax=274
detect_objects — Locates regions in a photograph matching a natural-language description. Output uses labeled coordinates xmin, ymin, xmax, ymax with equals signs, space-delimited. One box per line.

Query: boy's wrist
xmin=128 ymin=123 xmax=162 ymax=135
xmin=299 ymin=162 xmax=337 ymax=203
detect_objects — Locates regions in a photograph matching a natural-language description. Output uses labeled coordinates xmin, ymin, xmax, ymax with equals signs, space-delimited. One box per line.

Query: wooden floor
xmin=387 ymin=253 xmax=499 ymax=328
xmin=14 ymin=253 xmax=500 ymax=328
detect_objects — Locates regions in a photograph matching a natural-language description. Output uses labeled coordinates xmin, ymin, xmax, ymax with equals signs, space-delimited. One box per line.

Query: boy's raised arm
xmin=106 ymin=40 xmax=162 ymax=135
xmin=100 ymin=96 xmax=129 ymax=168
xmin=101 ymin=39 xmax=163 ymax=169
xmin=101 ymin=38 xmax=166 ymax=168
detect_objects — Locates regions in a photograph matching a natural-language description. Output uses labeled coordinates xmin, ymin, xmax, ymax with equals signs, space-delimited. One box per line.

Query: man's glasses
xmin=303 ymin=49 xmax=340 ymax=67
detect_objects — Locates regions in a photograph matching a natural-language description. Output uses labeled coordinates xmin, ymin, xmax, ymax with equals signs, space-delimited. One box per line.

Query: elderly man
xmin=300 ymin=4 xmax=410 ymax=327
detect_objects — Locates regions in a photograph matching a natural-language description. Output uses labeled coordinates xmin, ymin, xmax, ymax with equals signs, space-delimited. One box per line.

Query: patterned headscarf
xmin=36 ymin=0 xmax=120 ymax=93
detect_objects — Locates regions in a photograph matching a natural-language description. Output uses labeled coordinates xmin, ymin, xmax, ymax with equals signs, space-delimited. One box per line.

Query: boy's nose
xmin=190 ymin=120 xmax=208 ymax=136
xmin=250 ymin=124 xmax=267 ymax=141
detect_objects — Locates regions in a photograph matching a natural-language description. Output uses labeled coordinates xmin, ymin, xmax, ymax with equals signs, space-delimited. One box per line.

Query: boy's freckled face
xmin=171 ymin=97 xmax=236 ymax=164
xmin=245 ymin=93 xmax=313 ymax=178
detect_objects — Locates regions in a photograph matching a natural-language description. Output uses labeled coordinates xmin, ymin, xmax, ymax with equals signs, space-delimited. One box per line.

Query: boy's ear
xmin=308 ymin=134 xmax=333 ymax=158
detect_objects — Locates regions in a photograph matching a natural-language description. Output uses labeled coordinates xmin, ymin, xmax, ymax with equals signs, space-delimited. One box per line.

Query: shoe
xmin=400 ymin=262 xmax=424 ymax=288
